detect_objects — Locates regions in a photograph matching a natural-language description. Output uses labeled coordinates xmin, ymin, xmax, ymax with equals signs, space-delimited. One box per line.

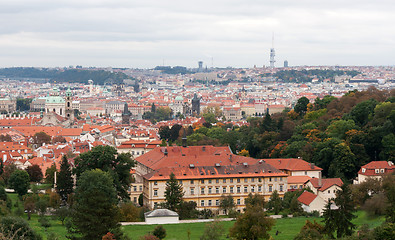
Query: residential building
xmin=354 ymin=161 xmax=394 ymax=184
xmin=134 ymin=146 xmax=288 ymax=213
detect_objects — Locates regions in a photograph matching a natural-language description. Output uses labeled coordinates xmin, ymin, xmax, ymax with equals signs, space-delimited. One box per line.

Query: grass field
xmin=6 ymin=193 xmax=385 ymax=240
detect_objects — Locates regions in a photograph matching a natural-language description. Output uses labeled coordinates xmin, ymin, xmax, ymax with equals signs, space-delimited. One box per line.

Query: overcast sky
xmin=0 ymin=0 xmax=394 ymax=68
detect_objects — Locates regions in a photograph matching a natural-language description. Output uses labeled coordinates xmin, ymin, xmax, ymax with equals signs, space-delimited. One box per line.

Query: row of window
xmin=152 ymin=184 xmax=284 ymax=197
xmin=153 ymin=177 xmax=284 ymax=186
xmin=196 ymin=185 xmax=283 ymax=195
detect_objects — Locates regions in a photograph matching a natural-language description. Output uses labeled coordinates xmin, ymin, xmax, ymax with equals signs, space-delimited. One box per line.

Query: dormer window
xmin=362 ymin=168 xmax=366 ymax=173
xmin=380 ymin=169 xmax=385 ymax=173
xmin=375 ymin=169 xmax=380 ymax=174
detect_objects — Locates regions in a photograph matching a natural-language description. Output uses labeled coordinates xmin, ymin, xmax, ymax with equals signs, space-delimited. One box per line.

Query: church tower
xmin=65 ymin=87 xmax=74 ymax=121
xmin=191 ymin=93 xmax=200 ymax=116
xmin=122 ymin=102 xmax=131 ymax=125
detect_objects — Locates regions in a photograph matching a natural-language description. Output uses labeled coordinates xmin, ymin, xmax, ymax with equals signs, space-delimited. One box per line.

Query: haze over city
xmin=1 ymin=0 xmax=394 ymax=68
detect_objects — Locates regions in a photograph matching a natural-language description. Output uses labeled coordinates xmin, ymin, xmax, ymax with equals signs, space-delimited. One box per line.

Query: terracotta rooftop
xmin=287 ymin=175 xmax=312 ymax=184
xmin=136 ymin=146 xmax=264 ymax=170
xmin=358 ymin=161 xmax=395 ymax=176
xmin=297 ymin=191 xmax=317 ymax=206
xmin=263 ymin=158 xmax=323 ymax=172
xmin=307 ymin=178 xmax=343 ymax=191
xmin=143 ymin=162 xmax=287 ymax=181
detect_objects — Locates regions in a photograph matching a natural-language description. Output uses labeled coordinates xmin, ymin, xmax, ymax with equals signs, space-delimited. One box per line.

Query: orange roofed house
xmin=354 ymin=161 xmax=394 ymax=184
xmin=134 ymin=145 xmax=288 ymax=213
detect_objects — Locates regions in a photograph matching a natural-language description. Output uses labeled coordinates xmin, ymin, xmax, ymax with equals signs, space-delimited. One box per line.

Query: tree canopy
xmin=73 ymin=145 xmax=134 ymax=200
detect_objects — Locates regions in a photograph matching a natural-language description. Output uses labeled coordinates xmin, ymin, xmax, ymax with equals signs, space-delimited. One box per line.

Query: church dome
xmin=175 ymin=96 xmax=183 ymax=101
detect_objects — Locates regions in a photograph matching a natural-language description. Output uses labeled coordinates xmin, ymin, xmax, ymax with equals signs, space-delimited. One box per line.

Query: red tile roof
xmin=297 ymin=191 xmax=317 ymax=206
xmin=144 ymin=163 xmax=287 ymax=181
xmin=307 ymin=178 xmax=343 ymax=191
xmin=287 ymin=175 xmax=312 ymax=184
xmin=136 ymin=146 xmax=265 ymax=170
xmin=358 ymin=161 xmax=395 ymax=176
xmin=263 ymin=158 xmax=323 ymax=172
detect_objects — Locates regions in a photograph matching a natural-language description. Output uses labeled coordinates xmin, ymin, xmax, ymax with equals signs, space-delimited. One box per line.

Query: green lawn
xmin=5 ymin=192 xmax=385 ymax=240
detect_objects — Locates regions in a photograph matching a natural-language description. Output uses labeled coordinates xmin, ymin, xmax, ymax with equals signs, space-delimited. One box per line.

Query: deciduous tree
xmin=9 ymin=170 xmax=29 ymax=197
xmin=73 ymin=145 xmax=134 ymax=200
xmin=26 ymin=164 xmax=43 ymax=183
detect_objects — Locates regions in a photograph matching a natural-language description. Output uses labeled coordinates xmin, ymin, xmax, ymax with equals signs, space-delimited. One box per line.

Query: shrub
xmin=152 ymin=225 xmax=166 ymax=240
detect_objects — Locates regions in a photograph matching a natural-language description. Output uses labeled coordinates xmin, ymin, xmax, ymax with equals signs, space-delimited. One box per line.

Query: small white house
xmin=297 ymin=191 xmax=326 ymax=214
xmin=144 ymin=209 xmax=179 ymax=224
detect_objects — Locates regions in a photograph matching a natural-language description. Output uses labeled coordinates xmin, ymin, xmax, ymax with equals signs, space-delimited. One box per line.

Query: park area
xmin=6 ymin=192 xmax=385 ymax=240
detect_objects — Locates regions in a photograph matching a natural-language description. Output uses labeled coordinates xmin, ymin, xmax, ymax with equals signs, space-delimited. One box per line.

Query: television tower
xmin=270 ymin=33 xmax=276 ymax=68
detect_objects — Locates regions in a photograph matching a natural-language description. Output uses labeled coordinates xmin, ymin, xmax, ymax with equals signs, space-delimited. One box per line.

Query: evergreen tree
xmin=267 ymin=190 xmax=282 ymax=214
xmin=323 ymin=184 xmax=356 ymax=238
xmin=71 ymin=169 xmax=123 ymax=240
xmin=164 ymin=173 xmax=184 ymax=211
xmin=56 ymin=155 xmax=73 ymax=203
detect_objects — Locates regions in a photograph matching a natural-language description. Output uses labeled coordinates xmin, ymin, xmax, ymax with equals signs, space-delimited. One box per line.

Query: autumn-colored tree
xmin=32 ymin=131 xmax=51 ymax=146
xmin=26 ymin=164 xmax=43 ymax=183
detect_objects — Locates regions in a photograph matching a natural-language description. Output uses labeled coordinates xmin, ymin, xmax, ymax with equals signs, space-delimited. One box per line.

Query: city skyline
xmin=0 ymin=0 xmax=394 ymax=68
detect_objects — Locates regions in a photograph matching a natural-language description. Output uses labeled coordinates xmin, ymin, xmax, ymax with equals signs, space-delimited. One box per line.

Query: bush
xmin=140 ymin=234 xmax=159 ymax=240
xmin=199 ymin=209 xmax=213 ymax=219
xmin=38 ymin=216 xmax=51 ymax=229
xmin=152 ymin=225 xmax=166 ymax=240
xmin=0 ymin=216 xmax=42 ymax=240
xmin=119 ymin=202 xmax=141 ymax=222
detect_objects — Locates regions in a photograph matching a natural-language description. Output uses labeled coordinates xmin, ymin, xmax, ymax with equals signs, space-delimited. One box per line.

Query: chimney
xmin=318 ymin=171 xmax=322 ymax=187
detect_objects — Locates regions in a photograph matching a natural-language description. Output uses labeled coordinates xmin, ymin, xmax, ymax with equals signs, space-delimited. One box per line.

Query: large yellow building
xmin=133 ymin=145 xmax=288 ymax=213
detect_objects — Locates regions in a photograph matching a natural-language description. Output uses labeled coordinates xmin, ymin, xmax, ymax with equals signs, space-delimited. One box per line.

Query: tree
xmin=1 ymin=163 xmax=17 ymax=186
xmin=229 ymin=203 xmax=275 ymax=240
xmin=45 ymin=163 xmax=57 ymax=187
xmin=52 ymin=136 xmax=66 ymax=144
xmin=164 ymin=173 xmax=184 ymax=211
xmin=219 ymin=194 xmax=235 ymax=215
xmin=0 ymin=216 xmax=42 ymax=240
xmin=119 ymin=202 xmax=140 ymax=222
xmin=56 ymin=155 xmax=73 ymax=203
xmin=200 ymin=219 xmax=224 ymax=240
xmin=294 ymin=220 xmax=325 ymax=240
xmin=323 ymin=184 xmax=356 ymax=238
xmin=32 ymin=131 xmax=51 ymax=146
xmin=267 ymin=190 xmax=282 ymax=214
xmin=294 ymin=97 xmax=309 ymax=116
xmin=152 ymin=225 xmax=166 ymax=240
xmin=9 ymin=170 xmax=29 ymax=197
xmin=73 ymin=145 xmax=134 ymax=200
xmin=382 ymin=173 xmax=395 ymax=223
xmin=23 ymin=195 xmax=35 ymax=221
xmin=26 ymin=164 xmax=43 ymax=183
xmin=71 ymin=169 xmax=123 ymax=240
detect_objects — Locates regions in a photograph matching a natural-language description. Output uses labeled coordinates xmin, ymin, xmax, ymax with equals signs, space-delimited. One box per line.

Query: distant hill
xmin=0 ymin=67 xmax=131 ymax=85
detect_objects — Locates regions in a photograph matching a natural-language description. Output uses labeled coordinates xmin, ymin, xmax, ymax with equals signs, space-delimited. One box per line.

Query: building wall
xmin=145 ymin=216 xmax=179 ymax=224
xmin=143 ymin=175 xmax=287 ymax=213
xmin=291 ymin=170 xmax=320 ymax=178
xmin=317 ymin=185 xmax=340 ymax=202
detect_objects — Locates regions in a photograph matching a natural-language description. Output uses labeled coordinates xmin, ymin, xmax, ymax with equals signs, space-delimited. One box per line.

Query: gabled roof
xmin=297 ymin=191 xmax=318 ymax=206
xmin=307 ymin=178 xmax=343 ymax=191
xmin=263 ymin=158 xmax=322 ymax=172
xmin=358 ymin=161 xmax=395 ymax=176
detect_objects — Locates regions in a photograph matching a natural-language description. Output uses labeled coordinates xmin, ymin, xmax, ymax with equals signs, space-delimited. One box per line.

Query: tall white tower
xmin=270 ymin=33 xmax=276 ymax=68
